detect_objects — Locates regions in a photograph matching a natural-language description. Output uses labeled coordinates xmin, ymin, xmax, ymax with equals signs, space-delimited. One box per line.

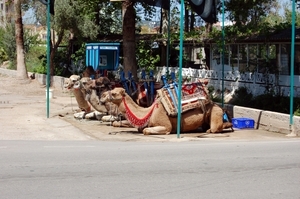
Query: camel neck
xmin=120 ymin=94 xmax=158 ymax=128
xmin=118 ymin=94 xmax=157 ymax=117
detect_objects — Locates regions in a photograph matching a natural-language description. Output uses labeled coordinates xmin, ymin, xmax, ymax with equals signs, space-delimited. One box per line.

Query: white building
xmin=0 ymin=0 xmax=13 ymax=27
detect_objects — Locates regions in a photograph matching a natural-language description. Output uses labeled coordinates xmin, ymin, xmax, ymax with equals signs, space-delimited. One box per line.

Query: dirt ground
xmin=0 ymin=73 xmax=295 ymax=141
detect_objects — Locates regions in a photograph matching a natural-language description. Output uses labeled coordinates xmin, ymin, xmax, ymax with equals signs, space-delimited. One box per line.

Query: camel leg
xmin=143 ymin=126 xmax=170 ymax=135
xmin=223 ymin=122 xmax=234 ymax=132
xmin=101 ymin=115 xmax=119 ymax=122
xmin=112 ymin=120 xmax=133 ymax=128
xmin=74 ymin=111 xmax=86 ymax=119
xmin=84 ymin=111 xmax=96 ymax=119
xmin=207 ymin=104 xmax=224 ymax=133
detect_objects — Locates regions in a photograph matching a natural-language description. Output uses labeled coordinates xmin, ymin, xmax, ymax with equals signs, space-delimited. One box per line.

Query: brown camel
xmin=82 ymin=66 xmax=96 ymax=78
xmin=63 ymin=75 xmax=108 ymax=120
xmin=63 ymin=75 xmax=92 ymax=113
xmin=100 ymin=87 xmax=233 ymax=135
xmin=79 ymin=77 xmax=132 ymax=127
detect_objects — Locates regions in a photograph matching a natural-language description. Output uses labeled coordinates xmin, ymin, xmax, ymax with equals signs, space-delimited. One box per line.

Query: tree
xmin=122 ymin=0 xmax=138 ymax=79
xmin=225 ymin=0 xmax=278 ymax=29
xmin=14 ymin=0 xmax=28 ymax=80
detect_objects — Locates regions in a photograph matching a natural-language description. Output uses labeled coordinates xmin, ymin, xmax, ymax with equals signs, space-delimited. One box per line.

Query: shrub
xmin=230 ymin=87 xmax=254 ymax=107
xmin=227 ymin=86 xmax=300 ymax=116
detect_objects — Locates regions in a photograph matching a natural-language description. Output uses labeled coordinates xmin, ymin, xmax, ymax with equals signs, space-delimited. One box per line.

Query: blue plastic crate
xmin=232 ymin=118 xmax=255 ymax=129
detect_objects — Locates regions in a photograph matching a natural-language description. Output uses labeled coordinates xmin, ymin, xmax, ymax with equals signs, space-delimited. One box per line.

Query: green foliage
xmin=249 ymin=94 xmax=300 ymax=116
xmin=0 ymin=48 xmax=8 ymax=64
xmin=231 ymin=87 xmax=254 ymax=107
xmin=136 ymin=40 xmax=160 ymax=72
xmin=71 ymin=43 xmax=86 ymax=63
xmin=230 ymin=86 xmax=300 ymax=116
xmin=26 ymin=45 xmax=47 ymax=73
xmin=207 ymin=86 xmax=222 ymax=103
xmin=294 ymin=107 xmax=300 ymax=116
xmin=0 ymin=22 xmax=40 ymax=69
xmin=32 ymin=65 xmax=47 ymax=74
xmin=69 ymin=60 xmax=86 ymax=75
xmin=0 ymin=24 xmax=16 ymax=62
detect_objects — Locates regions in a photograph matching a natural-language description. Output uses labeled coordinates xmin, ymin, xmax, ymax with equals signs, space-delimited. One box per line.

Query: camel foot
xmin=94 ymin=111 xmax=107 ymax=120
xmin=74 ymin=111 xmax=86 ymax=119
xmin=84 ymin=112 xmax=96 ymax=120
xmin=112 ymin=120 xmax=133 ymax=128
xmin=102 ymin=115 xmax=119 ymax=122
xmin=206 ymin=129 xmax=212 ymax=133
xmin=143 ymin=126 xmax=169 ymax=135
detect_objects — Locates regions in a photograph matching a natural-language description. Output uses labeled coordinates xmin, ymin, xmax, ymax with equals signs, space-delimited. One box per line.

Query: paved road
xmin=0 ymin=140 xmax=299 ymax=199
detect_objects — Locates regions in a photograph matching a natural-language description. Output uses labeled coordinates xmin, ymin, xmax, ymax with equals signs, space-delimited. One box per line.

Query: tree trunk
xmin=190 ymin=12 xmax=195 ymax=31
xmin=14 ymin=0 xmax=28 ymax=80
xmin=160 ymin=8 xmax=169 ymax=67
xmin=204 ymin=23 xmax=213 ymax=69
xmin=184 ymin=2 xmax=189 ymax=32
xmin=50 ymin=29 xmax=64 ymax=76
xmin=122 ymin=0 xmax=137 ymax=80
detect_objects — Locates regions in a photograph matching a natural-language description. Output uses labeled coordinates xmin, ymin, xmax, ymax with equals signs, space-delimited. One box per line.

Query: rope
xmin=123 ymin=97 xmax=157 ymax=128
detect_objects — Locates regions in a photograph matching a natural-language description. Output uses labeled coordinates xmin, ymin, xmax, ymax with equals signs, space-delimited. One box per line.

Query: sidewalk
xmin=0 ymin=74 xmax=298 ymax=141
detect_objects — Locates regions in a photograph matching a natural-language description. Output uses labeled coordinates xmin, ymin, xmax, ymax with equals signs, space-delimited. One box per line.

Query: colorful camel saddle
xmin=157 ymin=81 xmax=208 ymax=117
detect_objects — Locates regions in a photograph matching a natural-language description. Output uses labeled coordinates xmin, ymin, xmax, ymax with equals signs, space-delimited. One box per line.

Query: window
xmin=248 ymin=44 xmax=258 ymax=72
xmin=238 ymin=44 xmax=248 ymax=72
xmin=280 ymin=44 xmax=289 ymax=75
xmin=230 ymin=44 xmax=239 ymax=67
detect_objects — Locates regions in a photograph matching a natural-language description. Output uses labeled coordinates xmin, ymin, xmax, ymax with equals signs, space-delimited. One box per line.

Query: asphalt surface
xmin=0 ymin=74 xmax=298 ymax=142
xmin=1 ymin=140 xmax=300 ymax=199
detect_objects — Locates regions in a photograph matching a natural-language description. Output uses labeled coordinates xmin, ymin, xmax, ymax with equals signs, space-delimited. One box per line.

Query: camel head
xmin=64 ymin=75 xmax=81 ymax=90
xmin=82 ymin=66 xmax=96 ymax=78
xmin=95 ymin=77 xmax=111 ymax=89
xmin=100 ymin=87 xmax=126 ymax=105
xmin=72 ymin=77 xmax=91 ymax=96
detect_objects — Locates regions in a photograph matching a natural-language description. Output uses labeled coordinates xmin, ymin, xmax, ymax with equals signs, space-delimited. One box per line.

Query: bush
xmin=225 ymin=86 xmax=300 ymax=116
xmin=230 ymin=87 xmax=254 ymax=107
xmin=26 ymin=45 xmax=47 ymax=73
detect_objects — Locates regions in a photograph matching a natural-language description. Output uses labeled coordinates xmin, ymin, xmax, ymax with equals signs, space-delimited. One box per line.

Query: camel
xmin=78 ymin=77 xmax=132 ymax=127
xmin=63 ymin=75 xmax=107 ymax=120
xmin=63 ymin=75 xmax=92 ymax=114
xmin=99 ymin=87 xmax=233 ymax=135
xmin=64 ymin=75 xmax=133 ymax=127
xmin=82 ymin=66 xmax=96 ymax=78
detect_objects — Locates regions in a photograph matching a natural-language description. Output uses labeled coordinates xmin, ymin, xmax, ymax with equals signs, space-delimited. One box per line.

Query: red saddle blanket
xmin=157 ymin=82 xmax=208 ymax=117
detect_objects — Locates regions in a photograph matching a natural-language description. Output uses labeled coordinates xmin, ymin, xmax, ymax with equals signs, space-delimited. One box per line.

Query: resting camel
xmin=63 ymin=75 xmax=92 ymax=114
xmin=76 ymin=77 xmax=132 ymax=125
xmin=64 ymin=75 xmax=133 ymax=127
xmin=100 ymin=87 xmax=233 ymax=135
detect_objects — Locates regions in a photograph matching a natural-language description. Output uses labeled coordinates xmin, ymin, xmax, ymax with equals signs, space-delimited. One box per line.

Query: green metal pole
xmin=221 ymin=0 xmax=225 ymax=107
xmin=290 ymin=0 xmax=295 ymax=129
xmin=177 ymin=0 xmax=184 ymax=138
xmin=46 ymin=0 xmax=51 ymax=118
xmin=166 ymin=4 xmax=171 ymax=73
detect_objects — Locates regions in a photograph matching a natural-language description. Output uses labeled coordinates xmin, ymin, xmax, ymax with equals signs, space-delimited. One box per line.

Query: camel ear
xmin=120 ymin=88 xmax=126 ymax=97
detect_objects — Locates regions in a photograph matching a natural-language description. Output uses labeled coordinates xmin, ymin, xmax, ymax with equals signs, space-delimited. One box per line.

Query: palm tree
xmin=14 ymin=0 xmax=28 ymax=80
xmin=122 ymin=0 xmax=138 ymax=79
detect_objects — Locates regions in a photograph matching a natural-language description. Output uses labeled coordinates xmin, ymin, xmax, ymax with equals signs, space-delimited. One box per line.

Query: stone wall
xmin=0 ymin=68 xmax=68 ymax=92
xmin=233 ymin=106 xmax=299 ymax=135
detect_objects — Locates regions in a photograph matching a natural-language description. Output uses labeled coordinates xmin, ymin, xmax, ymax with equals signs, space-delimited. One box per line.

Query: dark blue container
xmin=232 ymin=118 xmax=255 ymax=129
